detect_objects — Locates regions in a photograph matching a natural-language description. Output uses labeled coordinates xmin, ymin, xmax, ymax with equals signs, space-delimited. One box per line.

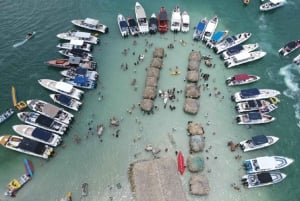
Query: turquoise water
xmin=0 ymin=0 xmax=299 ymax=200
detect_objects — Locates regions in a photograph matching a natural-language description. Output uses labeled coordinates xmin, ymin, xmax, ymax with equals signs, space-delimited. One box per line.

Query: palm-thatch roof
xmin=150 ymin=58 xmax=163 ymax=69
xmin=189 ymin=175 xmax=210 ymax=195
xmin=187 ymin=122 xmax=204 ymax=135
xmin=188 ymin=60 xmax=200 ymax=71
xmin=143 ymin=86 xmax=157 ymax=99
xmin=183 ymin=98 xmax=199 ymax=114
xmin=189 ymin=51 xmax=201 ymax=61
xmin=140 ymin=99 xmax=154 ymax=112
xmin=186 ymin=70 xmax=200 ymax=83
xmin=185 ymin=83 xmax=200 ymax=98
xmin=145 ymin=76 xmax=158 ymax=88
xmin=153 ymin=48 xmax=165 ymax=58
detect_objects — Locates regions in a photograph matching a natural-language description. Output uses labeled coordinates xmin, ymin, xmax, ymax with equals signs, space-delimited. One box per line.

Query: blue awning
xmin=57 ymin=94 xmax=71 ymax=105
xmin=74 ymin=76 xmax=88 ymax=85
xmin=248 ymin=112 xmax=262 ymax=120
xmin=240 ymin=88 xmax=260 ymax=98
xmin=252 ymin=135 xmax=268 ymax=145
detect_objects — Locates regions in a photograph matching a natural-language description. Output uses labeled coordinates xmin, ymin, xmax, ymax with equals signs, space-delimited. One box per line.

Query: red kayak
xmin=177 ymin=151 xmax=185 ymax=175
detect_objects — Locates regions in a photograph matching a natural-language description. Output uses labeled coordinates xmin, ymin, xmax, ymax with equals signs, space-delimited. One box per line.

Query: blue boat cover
xmin=240 ymin=88 xmax=260 ymax=98
xmin=226 ymin=35 xmax=237 ymax=44
xmin=248 ymin=112 xmax=262 ymax=120
xmin=19 ymin=138 xmax=46 ymax=154
xmin=252 ymin=135 xmax=268 ymax=145
xmin=74 ymin=76 xmax=88 ymax=85
xmin=32 ymin=127 xmax=52 ymax=141
xmin=227 ymin=45 xmax=243 ymax=54
xmin=75 ymin=68 xmax=87 ymax=75
xmin=36 ymin=115 xmax=54 ymax=127
xmin=211 ymin=31 xmax=223 ymax=42
xmin=57 ymin=94 xmax=71 ymax=105
xmin=197 ymin=21 xmax=206 ymax=32
xmin=120 ymin=21 xmax=128 ymax=28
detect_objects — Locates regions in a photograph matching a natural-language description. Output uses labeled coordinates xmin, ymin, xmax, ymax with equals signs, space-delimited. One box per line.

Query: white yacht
xmin=170 ymin=5 xmax=181 ymax=32
xmin=135 ymin=2 xmax=149 ymax=34
xmin=181 ymin=11 xmax=190 ymax=32
xmin=226 ymin=74 xmax=260 ymax=86
xmin=232 ymin=88 xmax=281 ymax=103
xmin=117 ymin=14 xmax=130 ymax=37
xmin=221 ymin=43 xmax=259 ymax=60
xmin=38 ymin=79 xmax=84 ymax=100
xmin=202 ymin=15 xmax=218 ymax=42
xmin=56 ymin=30 xmax=100 ymax=44
xmin=235 ymin=99 xmax=277 ymax=113
xmin=260 ymin=0 xmax=285 ymax=11
xmin=236 ymin=112 xmax=275 ymax=125
xmin=50 ymin=94 xmax=82 ymax=112
xmin=57 ymin=40 xmax=92 ymax=52
xmin=239 ymin=135 xmax=279 ymax=152
xmin=225 ymin=50 xmax=267 ymax=68
xmin=60 ymin=67 xmax=98 ymax=81
xmin=241 ymin=172 xmax=287 ymax=188
xmin=71 ymin=18 xmax=108 ymax=33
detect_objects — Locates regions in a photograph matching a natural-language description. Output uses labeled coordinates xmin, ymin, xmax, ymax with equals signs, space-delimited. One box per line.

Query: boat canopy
xmin=256 ymin=156 xmax=277 ymax=169
xmin=227 ymin=45 xmax=243 ymax=54
xmin=19 ymin=138 xmax=46 ymax=154
xmin=57 ymin=94 xmax=72 ymax=105
xmin=211 ymin=31 xmax=224 ymax=42
xmin=74 ymin=76 xmax=88 ymax=85
xmin=32 ymin=127 xmax=53 ymax=142
xmin=233 ymin=74 xmax=250 ymax=81
xmin=36 ymin=115 xmax=55 ymax=128
xmin=56 ymin=82 xmax=73 ymax=93
xmin=74 ymin=32 xmax=91 ymax=38
xmin=120 ymin=20 xmax=128 ymax=28
xmin=252 ymin=135 xmax=268 ymax=145
xmin=226 ymin=35 xmax=237 ymax=43
xmin=70 ymin=39 xmax=84 ymax=46
xmin=197 ymin=21 xmax=206 ymax=31
xmin=248 ymin=112 xmax=262 ymax=120
xmin=68 ymin=57 xmax=81 ymax=65
xmin=240 ymin=88 xmax=260 ymax=97
xmin=41 ymin=104 xmax=60 ymax=118
xmin=75 ymin=67 xmax=87 ymax=75
xmin=248 ymin=100 xmax=262 ymax=108
xmin=84 ymin=18 xmax=99 ymax=26
xmin=233 ymin=52 xmax=250 ymax=61
xmin=257 ymin=172 xmax=273 ymax=183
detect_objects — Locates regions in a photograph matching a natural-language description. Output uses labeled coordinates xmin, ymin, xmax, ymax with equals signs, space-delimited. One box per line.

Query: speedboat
xmin=235 ymin=99 xmax=278 ymax=113
xmin=226 ymin=74 xmax=260 ymax=86
xmin=241 ymin=172 xmax=287 ymax=188
xmin=127 ymin=17 xmax=139 ymax=36
xmin=56 ymin=30 xmax=99 ymax=44
xmin=50 ymin=94 xmax=82 ymax=111
xmin=294 ymin=54 xmax=300 ymax=65
xmin=60 ymin=67 xmax=99 ymax=81
xmin=46 ymin=57 xmax=97 ymax=70
xmin=239 ymin=135 xmax=279 ymax=152
xmin=236 ymin=112 xmax=275 ymax=125
xmin=224 ymin=50 xmax=267 ymax=68
xmin=181 ymin=11 xmax=190 ymax=32
xmin=278 ymin=40 xmax=300 ymax=56
xmin=27 ymin=99 xmax=74 ymax=125
xmin=213 ymin=32 xmax=252 ymax=54
xmin=25 ymin=32 xmax=35 ymax=40
xmin=0 ymin=135 xmax=54 ymax=159
xmin=117 ymin=14 xmax=129 ymax=37
xmin=58 ymin=49 xmax=93 ymax=62
xmin=221 ymin=43 xmax=259 ymax=60
xmin=170 ymin=5 xmax=181 ymax=32
xmin=135 ymin=2 xmax=149 ymax=34
xmin=149 ymin=13 xmax=158 ymax=34
xmin=158 ymin=7 xmax=168 ymax=33
xmin=206 ymin=30 xmax=229 ymax=48
xmin=71 ymin=18 xmax=108 ymax=33
xmin=4 ymin=174 xmax=31 ymax=197
xmin=17 ymin=112 xmax=68 ymax=135
xmin=13 ymin=124 xmax=62 ymax=147
xmin=232 ymin=88 xmax=281 ymax=103
xmin=192 ymin=17 xmax=207 ymax=41
xmin=260 ymin=0 xmax=285 ymax=11
xmin=56 ymin=40 xmax=92 ymax=52
xmin=38 ymin=79 xmax=84 ymax=100
xmin=0 ymin=108 xmax=14 ymax=124
xmin=60 ymin=76 xmax=97 ymax=90
xmin=202 ymin=15 xmax=218 ymax=42
xmin=243 ymin=156 xmax=294 ymax=173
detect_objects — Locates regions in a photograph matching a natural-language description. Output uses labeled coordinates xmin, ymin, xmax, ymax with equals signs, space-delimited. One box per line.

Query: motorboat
xmin=0 ymin=135 xmax=54 ymax=159
xmin=177 ymin=151 xmax=185 ymax=175
xmin=4 ymin=174 xmax=31 ymax=197
xmin=17 ymin=112 xmax=68 ymax=135
xmin=226 ymin=74 xmax=260 ymax=86
xmin=243 ymin=156 xmax=294 ymax=174
xmin=170 ymin=5 xmax=181 ymax=32
xmin=71 ymin=18 xmax=108 ymax=33
xmin=97 ymin=124 xmax=104 ymax=137
xmin=294 ymin=54 xmax=300 ymax=65
xmin=27 ymin=99 xmax=74 ymax=125
xmin=192 ymin=18 xmax=207 ymax=41
xmin=213 ymin=32 xmax=252 ymax=54
xmin=0 ymin=108 xmax=14 ymax=124
xmin=236 ymin=112 xmax=275 ymax=125
xmin=25 ymin=32 xmax=35 ymax=40
xmin=58 ymin=49 xmax=93 ymax=62
xmin=235 ymin=99 xmax=278 ymax=113
xmin=38 ymin=79 xmax=84 ymax=100
xmin=202 ymin=15 xmax=218 ymax=42
xmin=117 ymin=14 xmax=129 ymax=37
xmin=220 ymin=43 xmax=259 ymax=60
xmin=239 ymin=135 xmax=279 ymax=152
xmin=60 ymin=76 xmax=97 ymax=90
xmin=224 ymin=50 xmax=267 ymax=68
xmin=60 ymin=67 xmax=99 ymax=81
xmin=127 ymin=17 xmax=139 ymax=36
xmin=181 ymin=11 xmax=190 ymax=32
xmin=135 ymin=2 xmax=149 ymax=34
xmin=158 ymin=7 xmax=168 ymax=33
xmin=56 ymin=30 xmax=99 ymax=44
xmin=241 ymin=172 xmax=287 ymax=188
xmin=50 ymin=94 xmax=82 ymax=111
xmin=232 ymin=88 xmax=281 ymax=102
xmin=260 ymin=0 xmax=285 ymax=11
xmin=278 ymin=40 xmax=300 ymax=56
xmin=56 ymin=40 xmax=92 ymax=52
xmin=13 ymin=124 xmax=62 ymax=147
xmin=46 ymin=57 xmax=97 ymax=70
xmin=149 ymin=13 xmax=158 ymax=34
xmin=206 ymin=30 xmax=229 ymax=48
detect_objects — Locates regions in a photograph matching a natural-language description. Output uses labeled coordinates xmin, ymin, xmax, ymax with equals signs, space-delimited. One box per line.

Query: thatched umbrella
xmin=153 ymin=48 xmax=165 ymax=58
xmin=140 ymin=99 xmax=154 ymax=112
xmin=186 ymin=70 xmax=199 ymax=83
xmin=189 ymin=51 xmax=201 ymax=61
xmin=189 ymin=135 xmax=205 ymax=152
xmin=146 ymin=67 xmax=160 ymax=78
xmin=185 ymin=84 xmax=200 ymax=99
xmin=150 ymin=58 xmax=163 ymax=69
xmin=145 ymin=76 xmax=158 ymax=87
xmin=184 ymin=98 xmax=199 ymax=114
xmin=187 ymin=155 xmax=205 ymax=172
xmin=189 ymin=175 xmax=210 ymax=195
xmin=143 ymin=86 xmax=157 ymax=100
xmin=188 ymin=60 xmax=200 ymax=71
xmin=187 ymin=122 xmax=204 ymax=135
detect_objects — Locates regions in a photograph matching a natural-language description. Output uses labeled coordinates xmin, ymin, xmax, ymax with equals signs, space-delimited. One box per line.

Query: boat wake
xmin=13 ymin=39 xmax=28 ymax=48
